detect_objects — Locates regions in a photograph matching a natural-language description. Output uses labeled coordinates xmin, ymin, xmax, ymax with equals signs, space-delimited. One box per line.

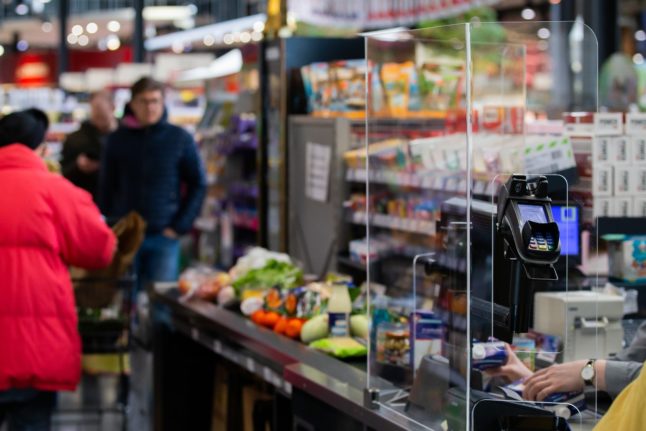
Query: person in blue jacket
xmin=99 ymin=77 xmax=206 ymax=290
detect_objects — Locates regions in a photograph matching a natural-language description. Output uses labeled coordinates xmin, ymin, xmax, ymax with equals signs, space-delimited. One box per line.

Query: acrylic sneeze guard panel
xmin=364 ymin=24 xmax=471 ymax=430
xmin=364 ymin=21 xmax=602 ymax=431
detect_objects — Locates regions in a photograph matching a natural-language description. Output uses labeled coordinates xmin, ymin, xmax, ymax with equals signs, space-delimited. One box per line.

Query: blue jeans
xmin=0 ymin=389 xmax=56 ymax=431
xmin=135 ymin=233 xmax=180 ymax=294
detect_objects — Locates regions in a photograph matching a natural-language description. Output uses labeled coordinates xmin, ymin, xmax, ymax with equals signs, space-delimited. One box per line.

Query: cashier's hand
xmin=486 ymin=343 xmax=533 ymax=382
xmin=522 ymin=359 xmax=587 ymax=401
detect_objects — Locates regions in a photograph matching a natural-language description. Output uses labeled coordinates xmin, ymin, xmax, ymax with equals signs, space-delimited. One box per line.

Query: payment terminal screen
xmin=518 ymin=204 xmax=548 ymax=225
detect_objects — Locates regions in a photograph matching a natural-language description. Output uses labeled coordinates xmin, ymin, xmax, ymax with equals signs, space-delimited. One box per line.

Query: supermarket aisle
xmin=127 ymin=345 xmax=153 ymax=431
xmin=52 ymin=374 xmax=124 ymax=431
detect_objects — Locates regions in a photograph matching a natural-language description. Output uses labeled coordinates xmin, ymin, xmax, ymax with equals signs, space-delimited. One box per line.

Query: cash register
xmin=409 ymin=175 xmax=573 ymax=430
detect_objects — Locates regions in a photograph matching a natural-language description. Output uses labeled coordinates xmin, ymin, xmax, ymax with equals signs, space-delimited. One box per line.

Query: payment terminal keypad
xmin=528 ymin=232 xmax=554 ymax=252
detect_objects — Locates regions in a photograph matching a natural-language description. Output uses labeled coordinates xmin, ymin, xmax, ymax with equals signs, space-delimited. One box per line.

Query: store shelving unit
xmin=194 ymin=44 xmax=263 ymax=268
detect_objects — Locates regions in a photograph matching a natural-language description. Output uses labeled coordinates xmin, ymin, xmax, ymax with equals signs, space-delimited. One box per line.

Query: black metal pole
xmin=57 ymin=0 xmax=68 ymax=82
xmin=134 ymin=0 xmax=144 ymax=63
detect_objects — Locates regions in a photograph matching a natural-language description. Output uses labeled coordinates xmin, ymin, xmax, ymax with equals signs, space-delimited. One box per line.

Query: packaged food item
xmin=178 ymin=267 xmax=231 ymax=302
xmin=410 ymin=311 xmax=443 ymax=370
xmin=264 ymin=286 xmax=284 ymax=311
xmin=309 ymin=337 xmax=367 ymax=358
xmin=328 ymin=282 xmax=352 ymax=337
xmin=512 ymin=337 xmax=537 ymax=371
xmin=471 ymin=342 xmax=508 ymax=371
xmin=377 ymin=323 xmax=410 ymax=366
xmin=381 ymin=61 xmax=413 ymax=116
xmin=284 ymin=287 xmax=305 ymax=316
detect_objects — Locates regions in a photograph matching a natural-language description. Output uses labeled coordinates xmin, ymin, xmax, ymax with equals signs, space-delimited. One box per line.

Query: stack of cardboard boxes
xmin=569 ymin=112 xmax=646 ymax=224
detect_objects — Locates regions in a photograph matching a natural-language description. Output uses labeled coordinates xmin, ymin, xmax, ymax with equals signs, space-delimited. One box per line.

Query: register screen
xmin=518 ymin=204 xmax=548 ymax=225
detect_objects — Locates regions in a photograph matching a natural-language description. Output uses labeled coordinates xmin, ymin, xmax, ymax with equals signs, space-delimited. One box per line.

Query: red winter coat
xmin=0 ymin=144 xmax=116 ymax=392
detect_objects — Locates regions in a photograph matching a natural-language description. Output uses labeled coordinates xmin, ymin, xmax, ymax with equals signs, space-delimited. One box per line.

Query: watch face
xmin=581 ymin=365 xmax=594 ymax=381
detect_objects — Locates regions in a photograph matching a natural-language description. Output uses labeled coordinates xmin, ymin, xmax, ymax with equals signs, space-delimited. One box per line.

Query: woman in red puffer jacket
xmin=0 ymin=109 xmax=116 ymax=431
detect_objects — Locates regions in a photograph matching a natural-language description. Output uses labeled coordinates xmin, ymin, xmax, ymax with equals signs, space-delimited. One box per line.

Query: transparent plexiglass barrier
xmin=364 ymin=21 xmax=602 ymax=431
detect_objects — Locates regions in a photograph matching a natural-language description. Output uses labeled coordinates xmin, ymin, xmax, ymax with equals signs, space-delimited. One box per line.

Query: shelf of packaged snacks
xmin=346 ymin=168 xmax=500 ymax=196
xmin=232 ymin=212 xmax=260 ymax=232
xmin=348 ymin=211 xmax=436 ymax=236
xmin=309 ymin=110 xmax=449 ymax=120
xmin=229 ymin=183 xmax=259 ymax=200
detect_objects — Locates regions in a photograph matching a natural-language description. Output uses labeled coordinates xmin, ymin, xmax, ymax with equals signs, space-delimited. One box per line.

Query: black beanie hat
xmin=0 ymin=108 xmax=49 ymax=150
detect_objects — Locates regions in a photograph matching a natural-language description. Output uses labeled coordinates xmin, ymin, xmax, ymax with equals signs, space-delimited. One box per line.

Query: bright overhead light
xmin=240 ymin=32 xmax=251 ymax=43
xmin=223 ymin=33 xmax=234 ymax=45
xmin=171 ymin=41 xmax=184 ymax=54
xmin=203 ymin=35 xmax=215 ymax=46
xmin=67 ymin=34 xmax=78 ymax=44
xmin=143 ymin=5 xmax=197 ymax=21
xmin=521 ymin=8 xmax=536 ymax=20
xmin=15 ymin=4 xmax=28 ymax=15
xmin=97 ymin=38 xmax=108 ymax=51
xmin=107 ymin=20 xmax=121 ymax=32
xmin=175 ymin=49 xmax=243 ymax=83
xmin=41 ymin=21 xmax=53 ymax=33
xmin=636 ymin=30 xmax=646 ymax=42
xmin=537 ymin=27 xmax=551 ymax=39
xmin=78 ymin=35 xmax=89 ymax=46
xmin=16 ymin=40 xmax=29 ymax=52
xmin=72 ymin=24 xmax=84 ymax=36
xmin=144 ymin=13 xmax=265 ymax=51
xmin=253 ymin=21 xmax=265 ymax=32
xmin=251 ymin=31 xmax=263 ymax=42
xmin=0 ymin=45 xmax=5 ymax=57
xmin=86 ymin=22 xmax=98 ymax=34
xmin=145 ymin=25 xmax=157 ymax=38
xmin=106 ymin=35 xmax=121 ymax=51
xmin=634 ymin=53 xmax=644 ymax=65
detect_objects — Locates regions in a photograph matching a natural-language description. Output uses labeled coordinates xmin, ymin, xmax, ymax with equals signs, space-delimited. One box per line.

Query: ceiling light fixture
xmin=521 ymin=8 xmax=536 ymax=20
xmin=107 ymin=20 xmax=121 ymax=32
xmin=16 ymin=40 xmax=29 ymax=51
xmin=86 ymin=22 xmax=98 ymax=34
xmin=15 ymin=4 xmax=29 ymax=15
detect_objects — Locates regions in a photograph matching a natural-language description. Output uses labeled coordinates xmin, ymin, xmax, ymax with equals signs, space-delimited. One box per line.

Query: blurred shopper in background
xmin=61 ymin=89 xmax=117 ymax=201
xmin=99 ymin=76 xmax=206 ymax=431
xmin=99 ymin=77 xmax=206 ymax=291
xmin=0 ymin=109 xmax=116 ymax=431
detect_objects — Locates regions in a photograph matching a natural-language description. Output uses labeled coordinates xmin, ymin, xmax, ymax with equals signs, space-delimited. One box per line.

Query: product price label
xmin=329 ymin=312 xmax=350 ymax=337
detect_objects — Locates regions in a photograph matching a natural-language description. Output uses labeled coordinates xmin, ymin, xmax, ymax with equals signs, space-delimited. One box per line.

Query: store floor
xmin=50 ymin=345 xmax=153 ymax=431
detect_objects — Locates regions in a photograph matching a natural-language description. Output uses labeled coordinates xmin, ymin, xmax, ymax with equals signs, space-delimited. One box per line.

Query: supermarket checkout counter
xmin=150 ymin=283 xmax=429 ymax=431
xmin=150 ymin=284 xmax=601 ymax=431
